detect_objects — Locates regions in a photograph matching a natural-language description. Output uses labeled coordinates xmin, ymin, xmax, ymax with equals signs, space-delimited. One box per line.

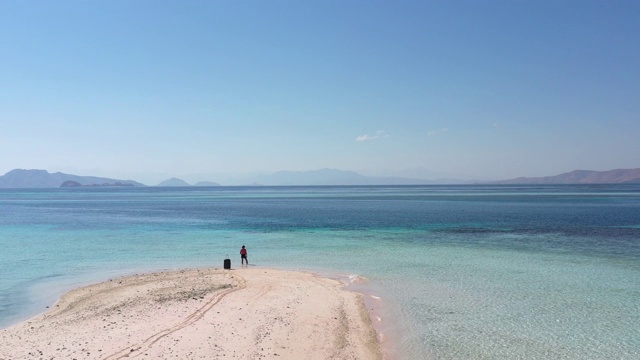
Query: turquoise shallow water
xmin=1 ymin=185 xmax=639 ymax=359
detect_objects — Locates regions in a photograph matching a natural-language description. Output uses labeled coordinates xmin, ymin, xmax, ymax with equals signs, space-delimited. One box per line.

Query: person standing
xmin=240 ymin=245 xmax=248 ymax=265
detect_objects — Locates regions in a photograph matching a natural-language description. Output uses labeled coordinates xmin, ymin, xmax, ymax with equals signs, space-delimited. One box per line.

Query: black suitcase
xmin=224 ymin=258 xmax=231 ymax=269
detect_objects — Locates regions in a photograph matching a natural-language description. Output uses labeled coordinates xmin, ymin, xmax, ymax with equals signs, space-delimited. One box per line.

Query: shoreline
xmin=320 ymin=271 xmax=399 ymax=360
xmin=0 ymin=267 xmax=385 ymax=359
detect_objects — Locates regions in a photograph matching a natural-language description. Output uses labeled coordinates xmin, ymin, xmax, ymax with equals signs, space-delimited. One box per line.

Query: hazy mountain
xmin=193 ymin=181 xmax=221 ymax=186
xmin=370 ymin=167 xmax=476 ymax=181
xmin=8 ymin=167 xmax=637 ymax=188
xmin=495 ymin=168 xmax=640 ymax=184
xmin=247 ymin=168 xmax=458 ymax=186
xmin=0 ymin=169 xmax=143 ymax=188
xmin=156 ymin=178 xmax=191 ymax=187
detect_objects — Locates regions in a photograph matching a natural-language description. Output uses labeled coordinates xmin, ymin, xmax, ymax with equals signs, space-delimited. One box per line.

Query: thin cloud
xmin=356 ymin=130 xmax=388 ymax=142
xmin=356 ymin=134 xmax=377 ymax=142
xmin=427 ymin=128 xmax=448 ymax=137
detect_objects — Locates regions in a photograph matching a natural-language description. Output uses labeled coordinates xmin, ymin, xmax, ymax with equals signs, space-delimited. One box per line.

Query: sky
xmin=1 ymin=1 xmax=639 ymax=184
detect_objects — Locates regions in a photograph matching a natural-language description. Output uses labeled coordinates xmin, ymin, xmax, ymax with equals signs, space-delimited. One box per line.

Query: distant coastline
xmin=1 ymin=167 xmax=639 ymax=188
xmin=492 ymin=168 xmax=640 ymax=185
xmin=60 ymin=180 xmax=135 ymax=187
xmin=0 ymin=169 xmax=143 ymax=188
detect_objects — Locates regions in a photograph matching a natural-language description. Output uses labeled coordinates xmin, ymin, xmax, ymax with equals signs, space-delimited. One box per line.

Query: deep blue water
xmin=1 ymin=185 xmax=639 ymax=359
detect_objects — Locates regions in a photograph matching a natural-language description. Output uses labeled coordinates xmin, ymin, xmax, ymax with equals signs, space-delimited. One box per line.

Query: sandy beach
xmin=0 ymin=268 xmax=382 ymax=360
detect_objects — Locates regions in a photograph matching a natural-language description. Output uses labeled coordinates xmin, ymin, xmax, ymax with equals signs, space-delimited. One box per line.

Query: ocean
xmin=1 ymin=185 xmax=639 ymax=359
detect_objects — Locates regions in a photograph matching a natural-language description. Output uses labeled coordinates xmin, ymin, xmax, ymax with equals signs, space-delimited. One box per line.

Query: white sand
xmin=0 ymin=268 xmax=382 ymax=359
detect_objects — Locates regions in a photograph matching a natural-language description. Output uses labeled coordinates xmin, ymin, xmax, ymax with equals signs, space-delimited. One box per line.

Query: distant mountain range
xmin=194 ymin=181 xmax=221 ymax=187
xmin=0 ymin=169 xmax=144 ymax=188
xmin=494 ymin=168 xmax=640 ymax=184
xmin=243 ymin=168 xmax=460 ymax=186
xmin=1 ymin=168 xmax=639 ymax=188
xmin=155 ymin=178 xmax=221 ymax=187
xmin=156 ymin=177 xmax=191 ymax=187
xmin=157 ymin=168 xmax=640 ymax=186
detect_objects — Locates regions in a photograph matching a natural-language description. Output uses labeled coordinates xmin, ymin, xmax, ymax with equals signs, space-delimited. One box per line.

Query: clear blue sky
xmin=2 ymin=1 xmax=639 ymax=183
